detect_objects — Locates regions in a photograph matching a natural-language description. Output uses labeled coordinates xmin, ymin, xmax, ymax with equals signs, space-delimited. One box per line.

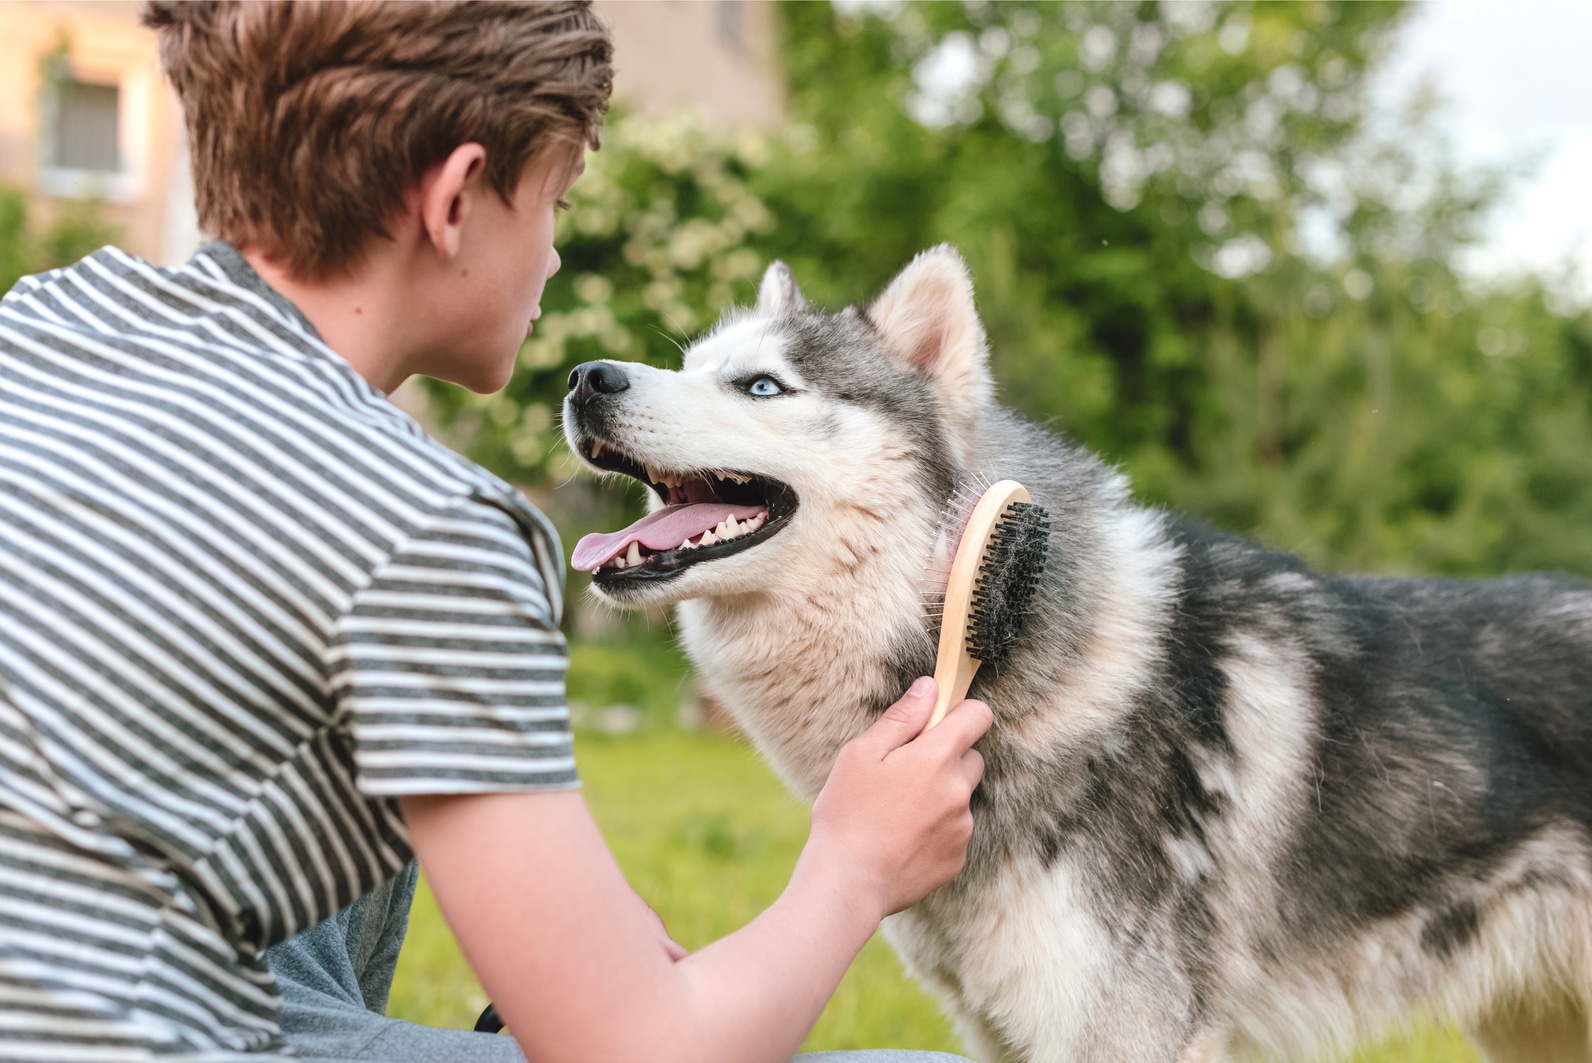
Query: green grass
xmin=389 ymin=729 xmax=1480 ymax=1061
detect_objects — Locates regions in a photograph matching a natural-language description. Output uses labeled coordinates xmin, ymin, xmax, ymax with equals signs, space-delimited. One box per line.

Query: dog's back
xmin=937 ymin=442 xmax=1592 ymax=1059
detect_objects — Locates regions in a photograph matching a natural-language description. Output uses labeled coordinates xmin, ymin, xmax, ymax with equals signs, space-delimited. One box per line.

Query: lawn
xmin=388 ymin=729 xmax=1480 ymax=1061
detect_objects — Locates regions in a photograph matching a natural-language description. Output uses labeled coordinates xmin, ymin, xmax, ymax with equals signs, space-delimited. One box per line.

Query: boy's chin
xmin=425 ymin=341 xmax=518 ymax=394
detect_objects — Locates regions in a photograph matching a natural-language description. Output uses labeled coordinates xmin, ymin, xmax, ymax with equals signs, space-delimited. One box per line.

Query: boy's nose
xmin=567 ymin=361 xmax=630 ymax=402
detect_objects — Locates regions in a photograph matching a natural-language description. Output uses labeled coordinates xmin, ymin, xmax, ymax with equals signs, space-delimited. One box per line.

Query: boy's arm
xmin=402 ymin=680 xmax=991 ymax=1063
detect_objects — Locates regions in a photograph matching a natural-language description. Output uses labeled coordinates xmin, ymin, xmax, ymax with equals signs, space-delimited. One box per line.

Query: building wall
xmin=594 ymin=0 xmax=783 ymax=128
xmin=0 ymin=1 xmax=781 ymax=268
xmin=0 ymin=0 xmax=186 ymax=265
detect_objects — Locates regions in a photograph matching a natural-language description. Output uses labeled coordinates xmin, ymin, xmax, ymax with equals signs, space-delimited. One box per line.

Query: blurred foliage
xmin=762 ymin=0 xmax=1592 ymax=578
xmin=425 ymin=0 xmax=1592 ymax=596
xmin=566 ymin=639 xmax=694 ymax=729
xmin=0 ymin=186 xmax=119 ymax=295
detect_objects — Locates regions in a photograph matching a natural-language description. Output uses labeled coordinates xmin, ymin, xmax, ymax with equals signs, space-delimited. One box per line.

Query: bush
xmin=0 ymin=186 xmax=119 ymax=295
xmin=566 ymin=640 xmax=694 ymax=730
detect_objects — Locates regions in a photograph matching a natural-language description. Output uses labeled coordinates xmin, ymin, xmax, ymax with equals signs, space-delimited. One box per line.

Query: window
xmin=39 ymin=65 xmax=137 ymax=202
xmin=50 ymin=78 xmax=120 ymax=173
xmin=717 ymin=1 xmax=743 ymax=49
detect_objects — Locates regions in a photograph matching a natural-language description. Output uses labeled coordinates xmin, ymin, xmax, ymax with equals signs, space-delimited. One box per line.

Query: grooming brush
xmin=926 ymin=479 xmax=1051 ymax=729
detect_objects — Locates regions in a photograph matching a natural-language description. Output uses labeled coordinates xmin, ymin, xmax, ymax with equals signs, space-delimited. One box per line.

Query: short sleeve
xmin=327 ymin=496 xmax=577 ymax=796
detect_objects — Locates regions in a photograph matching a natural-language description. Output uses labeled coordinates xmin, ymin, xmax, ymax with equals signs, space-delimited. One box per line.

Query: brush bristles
xmin=966 ymin=501 xmax=1050 ymax=670
xmin=922 ymin=475 xmax=995 ymax=628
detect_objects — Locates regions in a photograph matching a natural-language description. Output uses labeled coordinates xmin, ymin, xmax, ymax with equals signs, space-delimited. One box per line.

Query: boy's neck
xmin=241 ymin=247 xmax=417 ymax=394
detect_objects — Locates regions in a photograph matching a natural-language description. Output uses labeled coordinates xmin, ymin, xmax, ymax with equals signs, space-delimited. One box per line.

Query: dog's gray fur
xmin=563 ymin=247 xmax=1592 ymax=1062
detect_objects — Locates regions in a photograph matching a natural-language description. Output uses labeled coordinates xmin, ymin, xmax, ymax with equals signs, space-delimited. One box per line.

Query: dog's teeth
xmin=747 ymin=514 xmax=764 ymax=532
xmin=700 ymin=528 xmax=717 ymax=546
xmin=626 ymin=542 xmax=642 ymax=567
xmin=726 ymin=517 xmax=742 ymax=537
xmin=679 ymin=538 xmax=693 ymax=551
xmin=644 ymin=463 xmax=658 ymax=483
xmin=591 ymin=440 xmax=606 ymax=459
xmin=611 ymin=555 xmax=626 ymax=569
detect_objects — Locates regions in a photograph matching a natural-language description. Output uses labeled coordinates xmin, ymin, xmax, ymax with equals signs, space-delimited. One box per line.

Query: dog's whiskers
xmin=648 ymin=324 xmax=689 ymax=359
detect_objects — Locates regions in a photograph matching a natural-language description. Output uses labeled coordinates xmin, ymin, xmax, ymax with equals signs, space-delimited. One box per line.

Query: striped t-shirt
xmin=0 ymin=242 xmax=576 ymax=1059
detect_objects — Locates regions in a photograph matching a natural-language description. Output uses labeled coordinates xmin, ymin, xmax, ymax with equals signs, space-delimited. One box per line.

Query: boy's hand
xmin=806 ymin=677 xmax=992 ymax=918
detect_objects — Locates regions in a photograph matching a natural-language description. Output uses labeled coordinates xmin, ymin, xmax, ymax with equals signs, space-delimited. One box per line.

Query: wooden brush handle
xmin=928 ymin=646 xmax=981 ymax=731
xmin=926 ymin=480 xmax=1031 ymax=729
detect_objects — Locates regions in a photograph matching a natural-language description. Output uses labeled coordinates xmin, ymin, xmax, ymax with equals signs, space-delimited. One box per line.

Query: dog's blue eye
xmin=747 ymin=377 xmax=782 ymax=397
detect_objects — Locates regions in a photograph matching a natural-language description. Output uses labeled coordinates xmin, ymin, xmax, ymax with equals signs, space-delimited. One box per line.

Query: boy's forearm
xmin=667 ymin=842 xmax=886 ymax=1063
xmin=404 ymin=691 xmax=986 ymax=1063
xmin=404 ymin=791 xmax=885 ymax=1063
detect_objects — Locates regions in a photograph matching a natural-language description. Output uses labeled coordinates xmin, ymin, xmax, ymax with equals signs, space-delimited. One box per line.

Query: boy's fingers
xmin=960 ymin=746 xmax=986 ymax=788
xmin=929 ymin=698 xmax=994 ymax=754
xmin=860 ymin=677 xmax=937 ymax=755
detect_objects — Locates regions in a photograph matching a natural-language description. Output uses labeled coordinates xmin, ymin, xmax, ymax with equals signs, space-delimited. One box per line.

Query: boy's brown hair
xmin=144 ymin=1 xmax=613 ymax=279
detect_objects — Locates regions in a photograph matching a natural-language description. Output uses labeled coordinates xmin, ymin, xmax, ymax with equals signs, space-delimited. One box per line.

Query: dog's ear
xmin=755 ymin=261 xmax=809 ymax=317
xmin=869 ymin=245 xmax=992 ymax=423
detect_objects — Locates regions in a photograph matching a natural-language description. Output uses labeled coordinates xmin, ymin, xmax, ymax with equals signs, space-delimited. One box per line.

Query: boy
xmin=0 ymin=2 xmax=992 ymax=1061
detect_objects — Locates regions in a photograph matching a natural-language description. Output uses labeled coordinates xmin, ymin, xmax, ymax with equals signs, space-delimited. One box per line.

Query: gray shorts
xmin=267 ymin=863 xmax=970 ymax=1063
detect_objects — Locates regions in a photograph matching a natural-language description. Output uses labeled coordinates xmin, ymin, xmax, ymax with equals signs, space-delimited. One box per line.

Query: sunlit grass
xmin=389 ymin=729 xmax=1479 ymax=1061
xmin=1353 ymin=1022 xmax=1478 ymax=1063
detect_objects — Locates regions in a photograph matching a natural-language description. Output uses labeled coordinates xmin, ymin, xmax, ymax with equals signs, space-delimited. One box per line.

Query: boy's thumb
xmin=864 ymin=677 xmax=937 ymax=754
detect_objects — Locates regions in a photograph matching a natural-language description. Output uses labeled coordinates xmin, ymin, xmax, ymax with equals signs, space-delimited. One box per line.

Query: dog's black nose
xmin=567 ymin=361 xmax=629 ymax=402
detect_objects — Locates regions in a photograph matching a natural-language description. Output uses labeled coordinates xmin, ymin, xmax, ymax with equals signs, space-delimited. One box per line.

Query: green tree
xmin=757 ymin=0 xmax=1592 ymax=578
xmin=424 ymin=0 xmax=1592 ymax=584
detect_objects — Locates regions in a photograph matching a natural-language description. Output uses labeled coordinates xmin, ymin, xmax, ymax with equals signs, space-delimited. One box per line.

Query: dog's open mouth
xmin=570 ymin=436 xmax=797 ymax=583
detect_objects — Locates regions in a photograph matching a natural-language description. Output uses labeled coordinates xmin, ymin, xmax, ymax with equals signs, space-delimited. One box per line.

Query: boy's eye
xmin=746 ymin=376 xmax=782 ymax=397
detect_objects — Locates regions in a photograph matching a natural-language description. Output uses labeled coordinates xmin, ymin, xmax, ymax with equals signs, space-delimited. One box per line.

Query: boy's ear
xmin=868 ymin=245 xmax=992 ymax=428
xmin=755 ymin=261 xmax=809 ymax=317
xmin=420 ymin=143 xmax=488 ymax=260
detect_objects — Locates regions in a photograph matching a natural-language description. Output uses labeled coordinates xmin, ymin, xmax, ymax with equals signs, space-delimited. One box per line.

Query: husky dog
xmin=561 ymin=247 xmax=1592 ymax=1063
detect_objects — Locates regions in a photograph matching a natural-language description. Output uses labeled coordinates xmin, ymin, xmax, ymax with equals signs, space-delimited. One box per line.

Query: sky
xmin=1377 ymin=0 xmax=1592 ymax=306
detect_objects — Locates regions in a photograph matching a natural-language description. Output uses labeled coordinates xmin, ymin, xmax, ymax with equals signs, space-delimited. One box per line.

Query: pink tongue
xmin=571 ymin=503 xmax=768 ymax=571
